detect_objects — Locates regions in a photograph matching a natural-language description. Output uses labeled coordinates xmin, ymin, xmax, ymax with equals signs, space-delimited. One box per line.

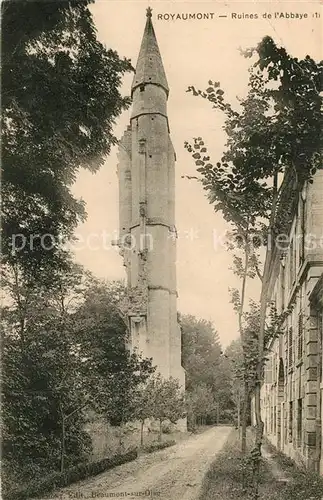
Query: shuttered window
xmin=297 ymin=399 xmax=302 ymax=447
xmin=288 ymin=326 xmax=293 ymax=367
xmin=299 ymin=198 xmax=306 ymax=266
xmin=289 ymin=401 xmax=293 ymax=442
xmin=297 ymin=313 xmax=303 ymax=361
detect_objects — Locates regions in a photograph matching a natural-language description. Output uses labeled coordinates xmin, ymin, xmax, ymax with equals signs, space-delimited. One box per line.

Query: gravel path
xmin=46 ymin=426 xmax=232 ymax=500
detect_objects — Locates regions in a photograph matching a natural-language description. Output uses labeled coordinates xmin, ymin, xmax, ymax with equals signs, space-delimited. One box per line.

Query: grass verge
xmin=199 ymin=429 xmax=323 ymax=500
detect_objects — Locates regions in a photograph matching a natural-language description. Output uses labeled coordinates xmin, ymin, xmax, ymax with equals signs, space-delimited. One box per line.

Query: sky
xmin=72 ymin=0 xmax=322 ymax=348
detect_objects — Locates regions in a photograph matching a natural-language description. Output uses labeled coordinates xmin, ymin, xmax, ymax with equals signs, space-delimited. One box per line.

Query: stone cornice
xmin=130 ymin=111 xmax=170 ymax=133
xmin=309 ymin=273 xmax=323 ymax=309
xmin=130 ymin=219 xmax=174 ymax=231
xmin=149 ymin=285 xmax=178 ymax=296
xmin=287 ymin=257 xmax=323 ymax=309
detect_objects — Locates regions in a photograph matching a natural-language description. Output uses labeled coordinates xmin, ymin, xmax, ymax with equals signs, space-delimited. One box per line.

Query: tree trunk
xmin=241 ymin=380 xmax=248 ymax=454
xmin=158 ymin=420 xmax=162 ymax=442
xmin=251 ymin=262 xmax=269 ymax=498
xmin=216 ymin=404 xmax=220 ymax=425
xmin=118 ymin=422 xmax=124 ymax=451
xmin=238 ymin=225 xmax=250 ymax=454
xmin=59 ymin=401 xmax=65 ymax=473
xmin=237 ymin=391 xmax=241 ymax=436
xmin=140 ymin=420 xmax=144 ymax=446
xmin=252 ymin=173 xmax=279 ymax=499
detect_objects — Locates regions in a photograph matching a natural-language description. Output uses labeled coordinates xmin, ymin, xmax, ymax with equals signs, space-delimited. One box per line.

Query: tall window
xmin=299 ymin=196 xmax=306 ymax=266
xmin=272 ymin=355 xmax=276 ymax=384
xmin=284 ymin=403 xmax=288 ymax=444
xmin=289 ymin=401 xmax=293 ymax=442
xmin=265 ymin=357 xmax=272 ymax=384
xmin=288 ymin=326 xmax=293 ymax=368
xmin=297 ymin=313 xmax=304 ymax=361
xmin=289 ymin=236 xmax=297 ymax=289
xmin=274 ymin=406 xmax=277 ymax=434
xmin=297 ymin=399 xmax=302 ymax=447
xmin=289 ymin=242 xmax=293 ymax=289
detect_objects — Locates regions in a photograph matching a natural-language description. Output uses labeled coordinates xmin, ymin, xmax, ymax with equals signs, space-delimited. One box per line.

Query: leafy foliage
xmin=181 ymin=314 xmax=234 ymax=425
xmin=185 ymin=36 xmax=322 ymax=239
xmin=150 ymin=375 xmax=185 ymax=423
xmin=4 ymin=448 xmax=138 ymax=500
xmin=1 ymin=0 xmax=133 ymax=272
xmin=1 ymin=263 xmax=153 ymax=492
xmin=185 ymin=384 xmax=217 ymax=426
xmin=71 ymin=277 xmax=155 ymax=425
xmin=130 ymin=375 xmax=186 ymax=442
xmin=181 ymin=314 xmax=222 ymax=390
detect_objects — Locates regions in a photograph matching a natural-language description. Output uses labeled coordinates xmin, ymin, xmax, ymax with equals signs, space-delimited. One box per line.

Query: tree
xmin=181 ymin=314 xmax=233 ymax=426
xmin=185 ymin=384 xmax=216 ymax=429
xmin=131 ymin=378 xmax=156 ymax=446
xmin=72 ymin=278 xmax=155 ymax=423
xmin=1 ymin=0 xmax=132 ymax=273
xmin=150 ymin=376 xmax=186 ymax=442
xmin=1 ymin=264 xmax=154 ymax=492
xmin=228 ymin=235 xmax=263 ymax=453
xmin=185 ymin=36 xmax=322 ymax=497
xmin=185 ymin=128 xmax=266 ymax=454
xmin=181 ymin=314 xmax=222 ymax=389
xmin=224 ymin=339 xmax=245 ymax=430
xmin=1 ymin=263 xmax=94 ymax=487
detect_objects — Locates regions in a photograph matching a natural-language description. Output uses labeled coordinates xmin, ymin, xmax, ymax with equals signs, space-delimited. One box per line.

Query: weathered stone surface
xmin=118 ymin=285 xmax=148 ymax=317
xmin=117 ymin=11 xmax=186 ymax=427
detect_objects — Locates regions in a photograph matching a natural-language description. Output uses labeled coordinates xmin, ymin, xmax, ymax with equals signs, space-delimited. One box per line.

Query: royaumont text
xmin=157 ymin=13 xmax=215 ymax=20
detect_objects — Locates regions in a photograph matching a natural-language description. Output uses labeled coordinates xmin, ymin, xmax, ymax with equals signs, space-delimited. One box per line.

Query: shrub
xmin=4 ymin=449 xmax=138 ymax=500
xmin=161 ymin=421 xmax=174 ymax=434
xmin=142 ymin=440 xmax=176 ymax=453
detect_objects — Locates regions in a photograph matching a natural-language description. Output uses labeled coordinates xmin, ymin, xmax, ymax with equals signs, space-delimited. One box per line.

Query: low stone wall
xmin=84 ymin=417 xmax=179 ymax=461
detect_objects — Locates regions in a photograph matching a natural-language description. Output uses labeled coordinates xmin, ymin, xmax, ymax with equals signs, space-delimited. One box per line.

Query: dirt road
xmin=50 ymin=426 xmax=232 ymax=500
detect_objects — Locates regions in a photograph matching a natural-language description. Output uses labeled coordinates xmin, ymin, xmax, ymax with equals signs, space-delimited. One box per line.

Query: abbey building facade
xmin=252 ymin=169 xmax=323 ymax=472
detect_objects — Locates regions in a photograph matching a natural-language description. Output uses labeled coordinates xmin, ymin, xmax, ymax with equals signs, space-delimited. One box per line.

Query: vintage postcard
xmin=1 ymin=0 xmax=322 ymax=499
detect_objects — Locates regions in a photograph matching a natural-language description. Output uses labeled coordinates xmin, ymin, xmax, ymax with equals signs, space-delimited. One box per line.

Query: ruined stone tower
xmin=117 ymin=8 xmax=185 ymax=391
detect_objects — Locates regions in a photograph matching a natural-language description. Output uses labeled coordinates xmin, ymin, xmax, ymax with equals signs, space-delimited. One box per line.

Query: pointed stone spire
xmin=131 ymin=8 xmax=169 ymax=96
